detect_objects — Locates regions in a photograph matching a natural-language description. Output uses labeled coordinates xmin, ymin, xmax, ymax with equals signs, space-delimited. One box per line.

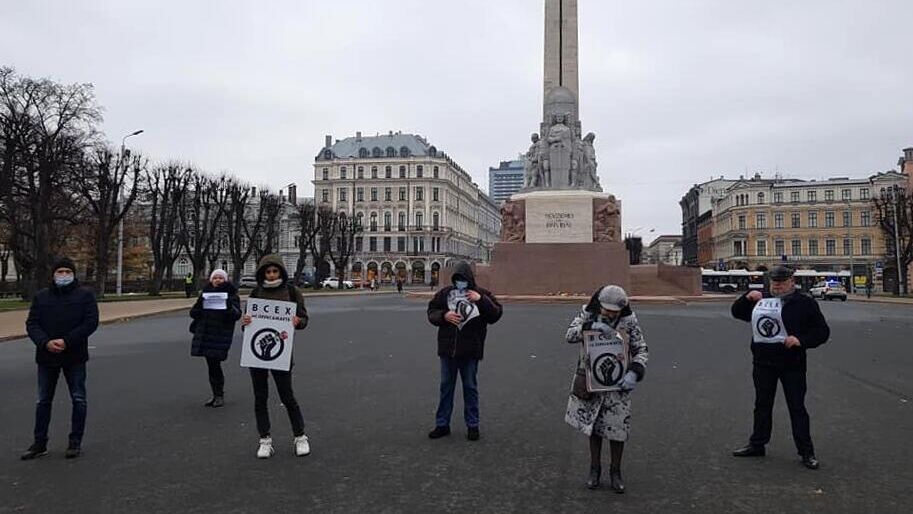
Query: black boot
xmin=428 ymin=426 xmax=451 ymax=439
xmin=801 ymin=454 xmax=820 ymax=470
xmin=732 ymin=444 xmax=766 ymax=457
xmin=204 ymin=397 xmax=216 ymax=407
xmin=609 ymin=468 xmax=625 ymax=494
xmin=20 ymin=443 xmax=48 ymax=461
xmin=65 ymin=442 xmax=82 ymax=459
xmin=586 ymin=465 xmax=601 ymax=489
xmin=211 ymin=396 xmax=224 ymax=408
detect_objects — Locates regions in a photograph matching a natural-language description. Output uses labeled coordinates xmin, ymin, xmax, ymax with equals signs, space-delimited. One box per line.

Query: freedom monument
xmin=474 ymin=0 xmax=699 ymax=296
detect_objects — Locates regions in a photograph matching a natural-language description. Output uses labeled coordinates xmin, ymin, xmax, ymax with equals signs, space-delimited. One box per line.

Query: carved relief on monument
xmin=593 ymin=196 xmax=621 ymax=243
xmin=500 ymin=199 xmax=526 ymax=243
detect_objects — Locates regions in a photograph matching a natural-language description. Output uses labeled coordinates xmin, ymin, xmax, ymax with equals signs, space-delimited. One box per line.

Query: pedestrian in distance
xmin=426 ymin=261 xmax=502 ymax=441
xmin=240 ymin=255 xmax=311 ymax=459
xmin=564 ymin=285 xmax=648 ymax=493
xmin=189 ymin=269 xmax=242 ymax=408
xmin=184 ymin=272 xmax=195 ymax=298
xmin=396 ymin=277 xmax=404 ymax=294
xmin=730 ymin=265 xmax=830 ymax=470
xmin=21 ymin=258 xmax=99 ymax=460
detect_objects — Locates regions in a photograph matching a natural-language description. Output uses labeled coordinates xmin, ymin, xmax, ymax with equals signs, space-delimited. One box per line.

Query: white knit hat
xmin=598 ymin=285 xmax=628 ymax=311
xmin=209 ymin=269 xmax=228 ymax=282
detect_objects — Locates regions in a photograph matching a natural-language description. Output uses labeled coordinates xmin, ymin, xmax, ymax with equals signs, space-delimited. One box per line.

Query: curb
xmin=405 ymin=292 xmax=732 ymax=305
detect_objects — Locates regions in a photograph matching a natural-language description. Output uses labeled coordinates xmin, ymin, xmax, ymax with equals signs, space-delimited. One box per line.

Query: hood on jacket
xmin=451 ymin=261 xmax=476 ymax=289
xmin=255 ymin=254 xmax=289 ymax=285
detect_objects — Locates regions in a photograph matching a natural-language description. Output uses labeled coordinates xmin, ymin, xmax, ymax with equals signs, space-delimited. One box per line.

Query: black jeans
xmin=34 ymin=364 xmax=87 ymax=447
xmin=749 ymin=363 xmax=814 ymax=456
xmin=249 ymin=368 xmax=305 ymax=438
xmin=206 ymin=357 xmax=224 ymax=396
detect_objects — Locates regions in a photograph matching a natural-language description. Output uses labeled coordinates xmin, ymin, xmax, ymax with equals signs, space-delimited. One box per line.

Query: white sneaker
xmin=294 ymin=434 xmax=311 ymax=457
xmin=256 ymin=437 xmax=274 ymax=459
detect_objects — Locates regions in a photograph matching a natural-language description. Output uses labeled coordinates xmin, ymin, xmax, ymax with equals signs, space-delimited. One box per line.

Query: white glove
xmin=590 ymin=321 xmax=612 ymax=333
xmin=620 ymin=370 xmax=639 ymax=391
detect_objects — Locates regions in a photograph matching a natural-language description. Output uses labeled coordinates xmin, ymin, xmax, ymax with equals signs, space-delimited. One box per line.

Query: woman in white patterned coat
xmin=565 ymin=285 xmax=648 ymax=493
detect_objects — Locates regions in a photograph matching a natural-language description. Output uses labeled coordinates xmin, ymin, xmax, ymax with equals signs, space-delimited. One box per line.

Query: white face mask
xmin=454 ymin=280 xmax=469 ymax=291
xmin=54 ymin=275 xmax=75 ymax=287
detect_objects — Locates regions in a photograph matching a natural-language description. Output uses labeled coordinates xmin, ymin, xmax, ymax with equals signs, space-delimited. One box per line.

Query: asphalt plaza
xmin=0 ymin=294 xmax=910 ymax=513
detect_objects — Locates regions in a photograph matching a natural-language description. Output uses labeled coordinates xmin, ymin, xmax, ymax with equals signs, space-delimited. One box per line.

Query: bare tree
xmin=207 ymin=217 xmax=229 ymax=274
xmin=873 ymin=188 xmax=913 ymax=295
xmin=313 ymin=206 xmax=337 ymax=284
xmin=252 ymin=191 xmax=282 ymax=261
xmin=145 ymin=162 xmax=190 ymax=295
xmin=73 ymin=146 xmax=145 ymax=296
xmin=179 ymin=171 xmax=229 ymax=285
xmin=292 ymin=201 xmax=319 ymax=282
xmin=224 ymin=181 xmax=263 ymax=283
xmin=0 ymin=221 xmax=11 ymax=283
xmin=0 ymin=67 xmax=101 ymax=298
xmin=327 ymin=211 xmax=362 ymax=281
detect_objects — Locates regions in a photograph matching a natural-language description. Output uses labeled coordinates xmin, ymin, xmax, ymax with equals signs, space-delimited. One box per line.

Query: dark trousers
xmin=34 ymin=364 xmax=87 ymax=447
xmin=750 ymin=363 xmax=814 ymax=456
xmin=435 ymin=357 xmax=480 ymax=428
xmin=249 ymin=368 xmax=305 ymax=438
xmin=206 ymin=357 xmax=224 ymax=396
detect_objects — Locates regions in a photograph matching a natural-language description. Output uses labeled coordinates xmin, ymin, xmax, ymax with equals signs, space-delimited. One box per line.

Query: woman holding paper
xmin=564 ymin=285 xmax=648 ymax=493
xmin=189 ymin=269 xmax=242 ymax=408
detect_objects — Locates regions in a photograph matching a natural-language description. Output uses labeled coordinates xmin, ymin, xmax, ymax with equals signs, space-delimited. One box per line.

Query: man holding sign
xmin=426 ymin=261 xmax=502 ymax=441
xmin=240 ymin=255 xmax=310 ymax=459
xmin=731 ymin=265 xmax=830 ymax=470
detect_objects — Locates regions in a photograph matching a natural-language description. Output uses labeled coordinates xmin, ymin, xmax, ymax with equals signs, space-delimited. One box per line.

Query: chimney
xmin=251 ymin=186 xmax=257 ymax=197
xmin=325 ymin=135 xmax=332 ymax=148
xmin=288 ymin=184 xmax=297 ymax=205
xmin=356 ymin=131 xmax=362 ymax=141
xmin=902 ymin=147 xmax=913 ymax=175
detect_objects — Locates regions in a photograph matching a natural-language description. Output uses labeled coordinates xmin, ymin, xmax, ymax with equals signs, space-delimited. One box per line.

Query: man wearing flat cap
xmin=730 ymin=265 xmax=830 ymax=469
xmin=21 ymin=257 xmax=99 ymax=460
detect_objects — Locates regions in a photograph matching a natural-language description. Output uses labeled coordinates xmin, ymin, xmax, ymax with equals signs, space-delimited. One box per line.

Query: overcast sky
xmin=2 ymin=0 xmax=911 ymax=239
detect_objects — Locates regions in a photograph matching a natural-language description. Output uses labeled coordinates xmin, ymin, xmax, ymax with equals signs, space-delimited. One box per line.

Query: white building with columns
xmin=313 ymin=131 xmax=500 ymax=285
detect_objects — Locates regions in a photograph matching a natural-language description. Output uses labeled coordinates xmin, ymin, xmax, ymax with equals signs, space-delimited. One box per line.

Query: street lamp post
xmin=116 ymin=129 xmax=144 ymax=295
xmin=892 ymin=185 xmax=904 ymax=295
xmin=845 ymin=199 xmax=854 ymax=294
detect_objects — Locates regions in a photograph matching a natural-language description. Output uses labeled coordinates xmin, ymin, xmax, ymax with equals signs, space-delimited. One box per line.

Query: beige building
xmin=313 ymin=131 xmax=500 ymax=284
xmin=711 ymin=171 xmax=908 ymax=289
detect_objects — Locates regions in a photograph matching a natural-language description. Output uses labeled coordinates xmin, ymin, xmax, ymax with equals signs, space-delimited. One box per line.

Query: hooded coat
xmin=248 ymin=254 xmax=308 ymax=330
xmin=26 ymin=279 xmax=100 ymax=367
xmin=426 ymin=262 xmax=502 ymax=360
xmin=190 ymin=281 xmax=242 ymax=361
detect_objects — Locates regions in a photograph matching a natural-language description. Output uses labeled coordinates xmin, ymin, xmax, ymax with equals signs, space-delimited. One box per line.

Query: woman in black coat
xmin=190 ymin=269 xmax=242 ymax=407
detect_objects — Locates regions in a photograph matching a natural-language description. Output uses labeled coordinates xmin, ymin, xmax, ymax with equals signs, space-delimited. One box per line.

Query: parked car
xmin=809 ymin=281 xmax=847 ymax=301
xmin=320 ymin=277 xmax=354 ymax=289
xmin=718 ymin=282 xmax=739 ymax=294
xmin=238 ymin=275 xmax=258 ymax=288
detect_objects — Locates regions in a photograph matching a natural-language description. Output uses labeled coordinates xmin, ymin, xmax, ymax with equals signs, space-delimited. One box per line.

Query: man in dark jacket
xmin=730 ymin=265 xmax=830 ymax=469
xmin=426 ymin=261 xmax=502 ymax=441
xmin=22 ymin=258 xmax=99 ymax=460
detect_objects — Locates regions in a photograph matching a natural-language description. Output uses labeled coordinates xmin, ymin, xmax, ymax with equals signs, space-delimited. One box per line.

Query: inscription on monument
xmin=526 ymin=196 xmax=592 ymax=243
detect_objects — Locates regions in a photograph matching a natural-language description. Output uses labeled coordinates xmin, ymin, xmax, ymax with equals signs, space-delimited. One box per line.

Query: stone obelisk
xmin=543 ymin=0 xmax=579 ymax=116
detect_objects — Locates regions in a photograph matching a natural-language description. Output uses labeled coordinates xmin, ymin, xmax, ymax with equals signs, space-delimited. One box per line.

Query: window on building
xmin=355 ymin=237 xmax=363 ymax=252
xmin=432 ymin=212 xmax=440 ymax=231
xmin=321 ymin=189 xmax=329 ymax=203
xmin=791 ymin=191 xmax=800 ymax=202
xmin=384 ymin=187 xmax=392 ymax=202
xmin=383 ymin=237 xmax=391 ymax=252
xmin=808 ymin=191 xmax=817 ymax=202
xmin=433 ymin=166 xmax=439 ymax=179
xmin=356 ymin=187 xmax=364 ymax=202
xmin=791 ymin=212 xmax=801 ymax=228
xmin=843 ymin=211 xmax=852 ymax=227
xmin=808 ymin=239 xmax=819 ymax=256
xmin=734 ymin=241 xmax=745 ymax=256
xmin=369 ymin=237 xmax=377 ymax=252
xmin=756 ymin=213 xmax=766 ymax=229
xmin=775 ymin=240 xmax=785 ymax=256
xmin=738 ymin=215 xmax=746 ymax=230
xmin=415 ymin=187 xmax=424 ymax=201
xmin=369 ymin=213 xmax=378 ymax=232
xmin=370 ymin=188 xmax=378 ymax=202
xmin=398 ymin=212 xmax=406 ymax=231
xmin=397 ymin=237 xmax=406 ymax=252
xmin=399 ymin=166 xmax=406 ymax=178
xmin=399 ymin=187 xmax=407 ymax=201
xmin=415 ymin=211 xmax=423 ymax=229
xmin=842 ymin=189 xmax=852 ymax=201
xmin=757 ymin=192 xmax=765 ymax=204
xmin=860 ymin=188 xmax=869 ymax=200
xmin=808 ymin=211 xmax=818 ymax=228
xmin=369 ymin=166 xmax=376 ymax=179
xmin=826 ymin=239 xmax=836 ymax=256
xmin=386 ymin=147 xmax=396 ymax=158
xmin=322 ymin=168 xmax=329 ymax=180
xmin=757 ymin=240 xmax=767 ymax=256
xmin=337 ymin=188 xmax=347 ymax=202
xmin=359 ymin=148 xmax=368 ymax=158
xmin=791 ymin=240 xmax=801 ymax=256
xmin=358 ymin=166 xmax=364 ymax=179
xmin=825 ymin=211 xmax=835 ymax=227
xmin=383 ymin=212 xmax=391 ymax=231
xmin=774 ymin=192 xmax=783 ymax=204
xmin=861 ymin=211 xmax=871 ymax=227
xmin=825 ymin=190 xmax=834 ymax=201
xmin=843 ymin=238 xmax=852 ymax=256
xmin=775 ymin=212 xmax=784 ymax=229
xmin=861 ymin=238 xmax=872 ymax=255
xmin=384 ymin=166 xmax=391 ymax=179
xmin=432 ymin=187 xmax=439 ymax=202
xmin=417 ymin=165 xmax=423 ymax=178
xmin=340 ymin=167 xmax=347 ymax=180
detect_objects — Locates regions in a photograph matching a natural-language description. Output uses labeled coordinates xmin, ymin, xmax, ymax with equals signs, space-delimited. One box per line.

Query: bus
xmin=702 ymin=269 xmax=851 ymax=293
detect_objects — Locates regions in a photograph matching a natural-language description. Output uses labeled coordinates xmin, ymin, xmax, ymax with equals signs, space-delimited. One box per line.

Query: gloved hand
xmin=619 ymin=370 xmax=639 ymax=391
xmin=590 ymin=321 xmax=612 ymax=333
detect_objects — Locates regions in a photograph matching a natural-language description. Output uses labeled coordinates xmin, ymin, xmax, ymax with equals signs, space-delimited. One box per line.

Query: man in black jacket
xmin=21 ymin=258 xmax=99 ymax=460
xmin=426 ymin=261 xmax=502 ymax=441
xmin=730 ymin=265 xmax=830 ymax=469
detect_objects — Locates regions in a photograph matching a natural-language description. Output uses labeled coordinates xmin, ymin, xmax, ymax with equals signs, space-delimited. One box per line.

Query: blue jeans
xmin=34 ymin=364 xmax=87 ymax=447
xmin=435 ymin=357 xmax=480 ymax=428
